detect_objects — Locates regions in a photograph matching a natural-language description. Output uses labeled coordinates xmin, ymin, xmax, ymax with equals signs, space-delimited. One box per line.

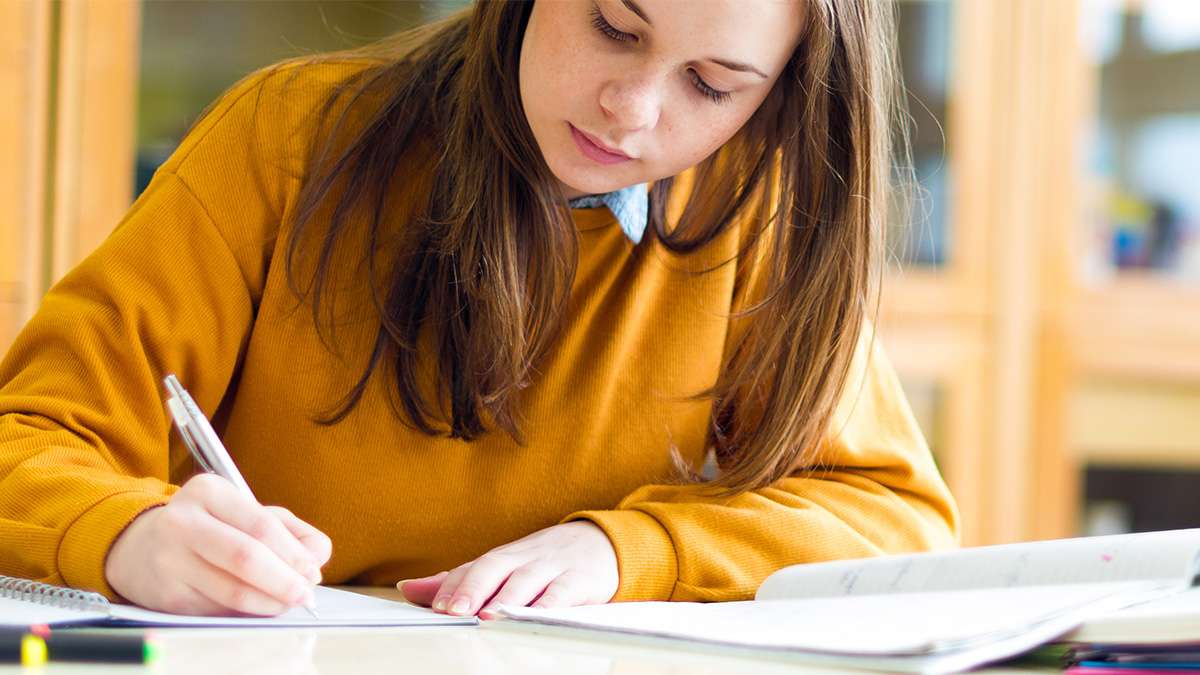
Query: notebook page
xmin=497 ymin=581 xmax=1175 ymax=657
xmin=0 ymin=597 xmax=108 ymax=627
xmin=106 ymin=586 xmax=476 ymax=627
xmin=1066 ymin=585 xmax=1200 ymax=644
xmin=756 ymin=528 xmax=1200 ymax=601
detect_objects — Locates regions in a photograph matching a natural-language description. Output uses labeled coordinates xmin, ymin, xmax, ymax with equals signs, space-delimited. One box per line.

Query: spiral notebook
xmin=0 ymin=576 xmax=476 ymax=628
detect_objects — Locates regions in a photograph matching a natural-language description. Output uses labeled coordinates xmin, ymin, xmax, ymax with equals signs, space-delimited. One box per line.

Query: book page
xmin=756 ymin=528 xmax=1200 ymax=601
xmin=106 ymin=586 xmax=476 ymax=627
xmin=1066 ymin=585 xmax=1200 ymax=644
xmin=498 ymin=581 xmax=1174 ymax=657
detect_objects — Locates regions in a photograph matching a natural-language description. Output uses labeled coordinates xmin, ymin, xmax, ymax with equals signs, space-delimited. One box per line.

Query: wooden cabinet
xmin=883 ymin=0 xmax=1200 ymax=545
xmin=0 ymin=0 xmax=138 ymax=351
xmin=0 ymin=1 xmax=51 ymax=351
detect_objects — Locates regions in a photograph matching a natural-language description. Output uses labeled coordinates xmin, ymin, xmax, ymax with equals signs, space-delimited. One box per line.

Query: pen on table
xmin=163 ymin=373 xmax=320 ymax=619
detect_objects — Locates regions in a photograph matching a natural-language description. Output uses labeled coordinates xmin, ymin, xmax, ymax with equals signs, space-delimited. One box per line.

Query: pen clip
xmin=166 ymin=396 xmax=215 ymax=473
xmin=162 ymin=374 xmax=255 ymax=497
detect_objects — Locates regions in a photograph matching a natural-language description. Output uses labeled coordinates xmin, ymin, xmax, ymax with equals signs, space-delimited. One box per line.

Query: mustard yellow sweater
xmin=0 ymin=61 xmax=958 ymax=603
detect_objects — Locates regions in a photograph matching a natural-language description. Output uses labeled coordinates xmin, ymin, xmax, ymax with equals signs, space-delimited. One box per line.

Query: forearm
xmin=568 ymin=467 xmax=957 ymax=602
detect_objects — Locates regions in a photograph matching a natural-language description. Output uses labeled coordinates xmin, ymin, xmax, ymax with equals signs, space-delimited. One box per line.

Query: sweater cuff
xmin=563 ymin=509 xmax=678 ymax=602
xmin=58 ymin=490 xmax=173 ymax=601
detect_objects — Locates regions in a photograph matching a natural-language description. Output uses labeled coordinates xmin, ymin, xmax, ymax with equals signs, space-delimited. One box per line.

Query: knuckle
xmin=555 ymin=570 xmax=584 ymax=585
xmin=474 ymin=552 xmax=513 ymax=574
xmin=247 ymin=514 xmax=275 ymax=541
xmin=505 ymin=566 xmax=540 ymax=586
xmin=186 ymin=473 xmax=219 ymax=495
xmin=156 ymin=505 xmax=189 ymax=531
xmin=470 ymin=550 xmax=499 ymax=564
xmin=229 ymin=542 xmax=257 ymax=575
xmin=478 ymin=550 xmax=511 ymax=565
xmin=286 ymin=552 xmax=314 ymax=571
xmin=454 ymin=580 xmax=488 ymax=599
xmin=225 ymin=585 xmax=252 ymax=612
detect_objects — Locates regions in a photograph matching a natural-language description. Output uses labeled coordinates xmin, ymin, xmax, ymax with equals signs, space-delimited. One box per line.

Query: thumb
xmin=397 ymin=571 xmax=449 ymax=606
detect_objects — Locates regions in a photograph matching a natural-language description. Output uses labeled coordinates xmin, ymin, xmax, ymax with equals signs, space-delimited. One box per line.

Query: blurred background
xmin=2 ymin=0 xmax=1198 ymax=547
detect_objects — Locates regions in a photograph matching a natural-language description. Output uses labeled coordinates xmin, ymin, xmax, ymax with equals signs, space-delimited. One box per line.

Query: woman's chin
xmin=544 ymin=156 xmax=637 ymax=198
xmin=553 ymin=170 xmax=634 ymax=199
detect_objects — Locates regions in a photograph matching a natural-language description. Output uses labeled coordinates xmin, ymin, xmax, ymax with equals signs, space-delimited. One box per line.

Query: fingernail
xmin=433 ymin=596 xmax=448 ymax=611
xmin=395 ymin=579 xmax=411 ymax=590
xmin=449 ymin=597 xmax=469 ymax=615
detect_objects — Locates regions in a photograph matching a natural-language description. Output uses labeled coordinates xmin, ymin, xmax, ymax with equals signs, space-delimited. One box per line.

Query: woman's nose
xmin=598 ymin=75 xmax=661 ymax=133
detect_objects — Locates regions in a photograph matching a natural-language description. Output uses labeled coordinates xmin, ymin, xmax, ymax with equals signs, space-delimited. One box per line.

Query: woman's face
xmin=519 ymin=0 xmax=804 ymax=200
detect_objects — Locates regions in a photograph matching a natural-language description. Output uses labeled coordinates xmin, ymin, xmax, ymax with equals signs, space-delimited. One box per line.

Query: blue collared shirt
xmin=568 ymin=183 xmax=649 ymax=245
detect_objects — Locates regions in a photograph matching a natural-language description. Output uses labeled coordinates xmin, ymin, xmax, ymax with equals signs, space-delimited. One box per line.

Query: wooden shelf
xmin=882 ymin=268 xmax=989 ymax=325
xmin=1076 ymin=272 xmax=1200 ymax=312
xmin=1068 ymin=274 xmax=1200 ymax=381
xmin=1070 ymin=377 xmax=1200 ymax=467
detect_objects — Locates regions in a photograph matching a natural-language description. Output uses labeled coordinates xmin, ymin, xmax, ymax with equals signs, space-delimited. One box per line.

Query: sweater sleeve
xmin=0 ymin=67 xmax=298 ymax=599
xmin=564 ymin=323 xmax=961 ymax=602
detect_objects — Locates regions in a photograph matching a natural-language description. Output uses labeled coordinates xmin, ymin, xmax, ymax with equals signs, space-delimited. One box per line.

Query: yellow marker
xmin=21 ymin=634 xmax=48 ymax=666
xmin=2 ymin=633 xmax=47 ymax=667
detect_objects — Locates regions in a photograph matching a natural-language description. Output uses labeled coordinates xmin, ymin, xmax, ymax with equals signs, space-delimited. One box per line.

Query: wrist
xmin=561 ymin=509 xmax=678 ymax=602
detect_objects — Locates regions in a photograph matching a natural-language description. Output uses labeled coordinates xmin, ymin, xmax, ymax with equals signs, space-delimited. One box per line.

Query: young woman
xmin=0 ymin=0 xmax=958 ymax=619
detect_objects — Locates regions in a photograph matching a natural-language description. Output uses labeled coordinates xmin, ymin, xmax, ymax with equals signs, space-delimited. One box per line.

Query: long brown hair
xmin=249 ymin=0 xmax=909 ymax=495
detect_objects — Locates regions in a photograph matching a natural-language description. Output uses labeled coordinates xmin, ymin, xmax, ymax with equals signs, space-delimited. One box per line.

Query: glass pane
xmin=135 ymin=0 xmax=467 ymax=197
xmin=1084 ymin=466 xmax=1200 ymax=535
xmin=890 ymin=0 xmax=954 ymax=269
xmin=1080 ymin=0 xmax=1200 ymax=281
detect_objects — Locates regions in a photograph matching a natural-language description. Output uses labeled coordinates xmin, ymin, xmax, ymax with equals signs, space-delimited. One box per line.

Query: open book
xmin=493 ymin=529 xmax=1200 ymax=674
xmin=0 ymin=580 xmax=475 ymax=628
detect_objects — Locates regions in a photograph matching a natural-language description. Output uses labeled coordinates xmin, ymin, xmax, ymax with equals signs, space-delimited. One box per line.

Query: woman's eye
xmin=587 ymin=3 xmax=730 ymax=105
xmin=589 ymin=5 xmax=636 ymax=42
xmin=688 ymin=69 xmax=732 ymax=105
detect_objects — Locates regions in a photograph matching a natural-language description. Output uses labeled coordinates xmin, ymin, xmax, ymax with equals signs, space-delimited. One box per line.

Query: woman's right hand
xmin=104 ymin=473 xmax=332 ymax=616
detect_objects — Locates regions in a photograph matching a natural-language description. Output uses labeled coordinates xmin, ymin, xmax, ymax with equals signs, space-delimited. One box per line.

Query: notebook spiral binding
xmin=0 ymin=575 xmax=111 ymax=612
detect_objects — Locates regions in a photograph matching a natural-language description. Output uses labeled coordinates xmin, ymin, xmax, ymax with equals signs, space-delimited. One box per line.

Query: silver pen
xmin=163 ymin=374 xmax=320 ymax=619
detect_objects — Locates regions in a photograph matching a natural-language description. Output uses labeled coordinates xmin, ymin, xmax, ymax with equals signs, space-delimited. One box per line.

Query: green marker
xmin=1015 ymin=643 xmax=1073 ymax=668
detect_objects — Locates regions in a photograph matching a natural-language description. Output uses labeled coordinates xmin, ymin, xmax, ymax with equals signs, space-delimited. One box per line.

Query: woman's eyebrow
xmin=620 ymin=0 xmax=770 ymax=80
xmin=707 ymin=58 xmax=769 ymax=79
xmin=621 ymin=0 xmax=652 ymax=25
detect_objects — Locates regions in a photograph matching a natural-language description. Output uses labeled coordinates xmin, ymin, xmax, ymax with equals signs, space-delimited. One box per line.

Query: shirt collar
xmin=568 ymin=183 xmax=649 ymax=244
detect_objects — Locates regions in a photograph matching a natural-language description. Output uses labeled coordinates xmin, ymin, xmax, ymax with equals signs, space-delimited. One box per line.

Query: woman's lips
xmin=569 ymin=124 xmax=633 ymax=165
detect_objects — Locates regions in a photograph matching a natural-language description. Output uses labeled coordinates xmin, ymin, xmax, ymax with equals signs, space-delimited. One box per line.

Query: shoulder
xmin=159 ymin=57 xmax=387 ymax=184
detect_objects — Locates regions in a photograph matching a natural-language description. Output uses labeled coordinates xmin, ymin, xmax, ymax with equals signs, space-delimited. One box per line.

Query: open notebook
xmin=0 ymin=579 xmax=476 ymax=628
xmin=493 ymin=529 xmax=1200 ymax=674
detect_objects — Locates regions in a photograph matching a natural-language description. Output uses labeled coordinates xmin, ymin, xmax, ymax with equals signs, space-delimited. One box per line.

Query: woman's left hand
xmin=397 ymin=521 xmax=619 ymax=619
